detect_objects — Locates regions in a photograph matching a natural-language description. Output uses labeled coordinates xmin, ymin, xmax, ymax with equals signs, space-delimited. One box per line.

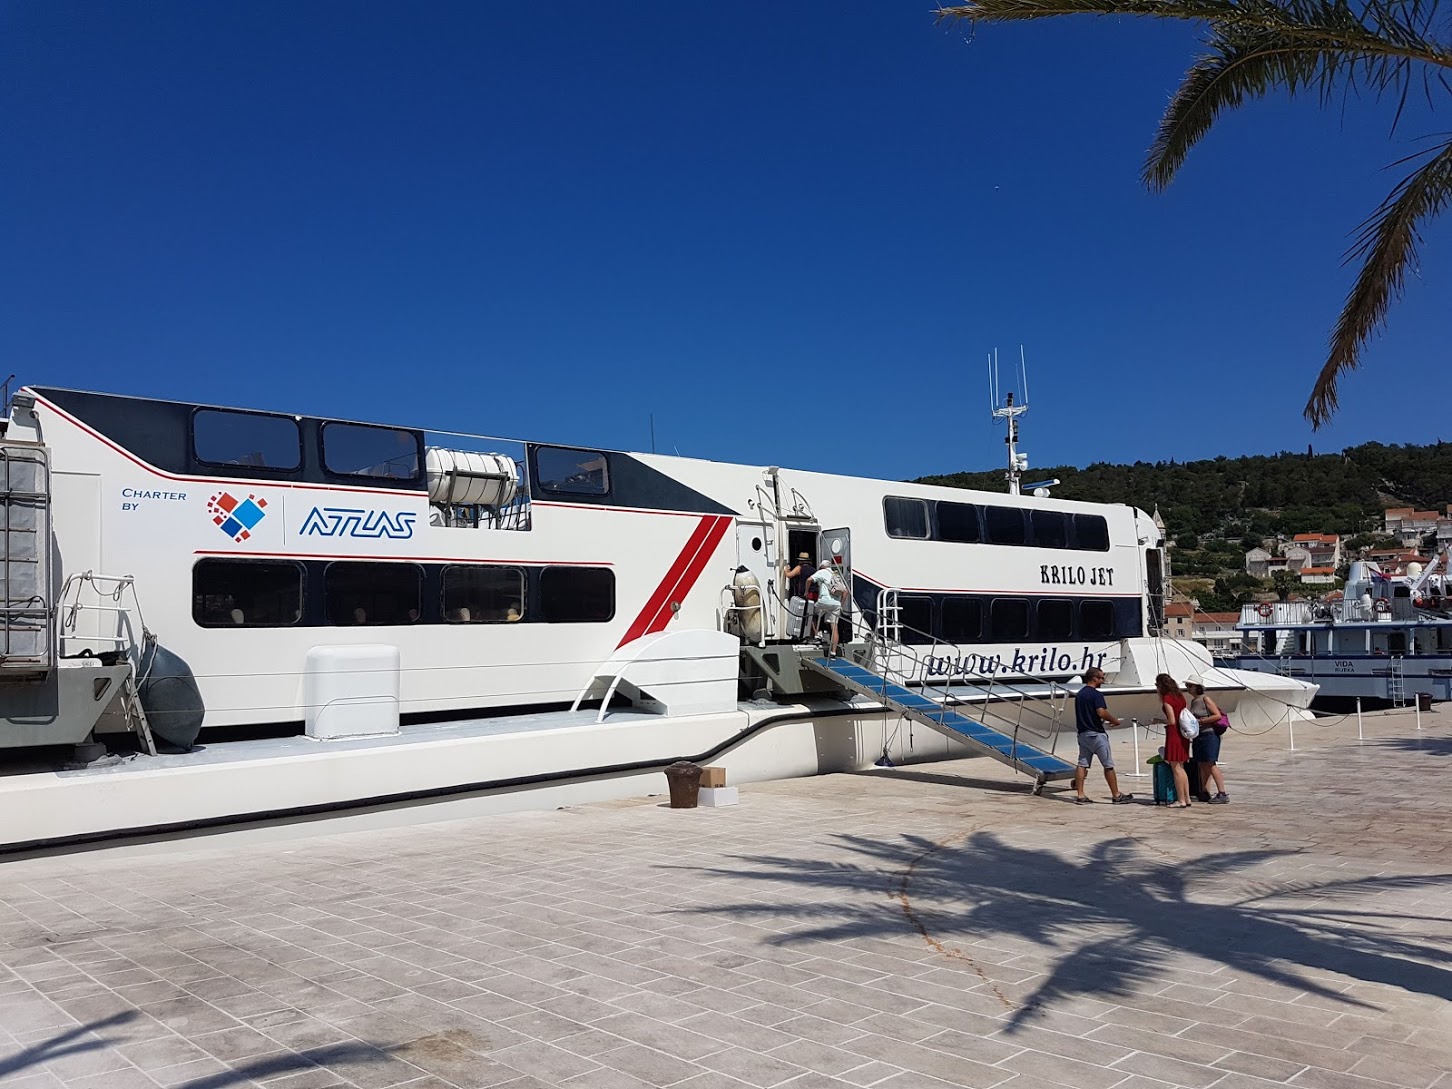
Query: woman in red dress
xmin=1156 ymin=673 xmax=1193 ymax=808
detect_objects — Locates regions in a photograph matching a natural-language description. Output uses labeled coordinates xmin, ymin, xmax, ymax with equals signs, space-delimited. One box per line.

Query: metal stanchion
xmin=1416 ymin=699 xmax=1422 ymax=731
xmin=1357 ymin=696 xmax=1363 ymax=742
xmin=1286 ymin=705 xmax=1296 ymax=752
xmin=1130 ymin=716 xmax=1143 ymax=777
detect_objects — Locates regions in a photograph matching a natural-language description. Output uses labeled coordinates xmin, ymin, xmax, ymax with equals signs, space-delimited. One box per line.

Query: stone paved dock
xmin=2 ymin=705 xmax=1450 ymax=1089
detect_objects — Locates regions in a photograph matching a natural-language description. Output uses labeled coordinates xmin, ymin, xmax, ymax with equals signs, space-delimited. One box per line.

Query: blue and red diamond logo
xmin=208 ymin=491 xmax=267 ymax=542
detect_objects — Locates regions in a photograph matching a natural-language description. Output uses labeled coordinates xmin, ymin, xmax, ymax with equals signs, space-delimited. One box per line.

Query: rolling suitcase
xmin=1186 ymin=756 xmax=1208 ymax=803
xmin=1152 ymin=760 xmax=1177 ymax=805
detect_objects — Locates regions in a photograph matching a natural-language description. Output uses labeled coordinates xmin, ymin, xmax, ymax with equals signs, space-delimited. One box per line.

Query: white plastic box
xmin=699 ymin=786 xmax=739 ymax=807
xmin=304 ymin=645 xmax=401 ymax=740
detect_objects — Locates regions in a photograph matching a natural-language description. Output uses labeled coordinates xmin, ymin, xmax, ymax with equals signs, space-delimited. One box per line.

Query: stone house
xmin=1292 ymin=532 xmax=1341 ymax=569
xmin=1165 ymin=602 xmax=1193 ymax=640
xmin=1244 ymin=547 xmax=1271 ymax=577
xmin=1283 ymin=545 xmax=1311 ymax=573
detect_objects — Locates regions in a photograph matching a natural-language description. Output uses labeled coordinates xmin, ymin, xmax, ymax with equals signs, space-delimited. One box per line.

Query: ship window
xmin=322 ymin=422 xmax=421 ymax=481
xmin=936 ymin=502 xmax=981 ymax=544
xmin=1037 ymin=598 xmax=1074 ymax=640
xmin=536 ymin=446 xmax=610 ymax=496
xmin=883 ymin=497 xmax=928 ymax=539
xmin=193 ymin=409 xmax=301 ymax=471
xmin=990 ymin=597 xmax=1029 ymax=641
xmin=985 ymin=506 xmax=1027 ymax=546
xmin=897 ymin=595 xmax=933 ymax=644
xmin=540 ymin=567 xmax=614 ymax=622
xmin=1080 ymin=599 xmax=1115 ymax=640
xmin=192 ymin=560 xmax=303 ymax=627
xmin=941 ymin=597 xmax=983 ymax=642
xmin=324 ymin=562 xmax=421 ymax=625
xmin=443 ymin=566 xmax=525 ymax=622
xmin=1031 ymin=510 xmax=1069 ymax=550
xmin=1074 ymin=514 xmax=1110 ymax=551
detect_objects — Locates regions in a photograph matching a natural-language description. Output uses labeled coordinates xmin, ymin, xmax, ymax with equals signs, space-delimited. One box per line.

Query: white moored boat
xmin=1227 ymin=555 xmax=1452 ymax=710
xmin=0 ymin=386 xmax=1316 ymax=848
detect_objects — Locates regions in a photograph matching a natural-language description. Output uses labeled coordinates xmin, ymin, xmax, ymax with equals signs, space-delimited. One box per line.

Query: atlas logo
xmin=208 ymin=492 xmax=268 ymax=542
xmin=299 ymin=506 xmax=417 ymax=540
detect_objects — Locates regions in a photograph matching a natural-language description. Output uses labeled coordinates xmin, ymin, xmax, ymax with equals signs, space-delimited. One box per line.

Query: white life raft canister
xmin=732 ymin=567 xmax=763 ymax=643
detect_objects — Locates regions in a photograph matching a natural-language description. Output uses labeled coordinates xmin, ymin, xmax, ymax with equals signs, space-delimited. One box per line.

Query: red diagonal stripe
xmin=616 ymin=515 xmax=720 ymax=648
xmin=640 ymin=514 xmax=732 ymax=639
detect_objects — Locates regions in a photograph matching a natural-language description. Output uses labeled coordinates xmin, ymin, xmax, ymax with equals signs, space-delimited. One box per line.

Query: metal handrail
xmin=717 ymin=585 xmax=771 ymax=647
xmin=751 ymin=482 xmax=815 ymax=524
xmin=857 ymin=603 xmax=1070 ymax=755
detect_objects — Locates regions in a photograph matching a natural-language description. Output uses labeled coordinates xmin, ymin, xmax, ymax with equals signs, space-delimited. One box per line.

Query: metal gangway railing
xmin=858 ymin=586 xmax=1074 ymax=763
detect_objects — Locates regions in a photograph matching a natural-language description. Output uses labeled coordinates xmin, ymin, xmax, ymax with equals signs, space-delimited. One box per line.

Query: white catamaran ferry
xmin=0 ymin=386 xmax=1315 ymax=848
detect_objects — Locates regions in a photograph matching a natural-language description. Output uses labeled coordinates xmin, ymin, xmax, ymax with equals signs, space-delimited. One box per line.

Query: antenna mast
xmin=989 ymin=347 xmax=1030 ymax=495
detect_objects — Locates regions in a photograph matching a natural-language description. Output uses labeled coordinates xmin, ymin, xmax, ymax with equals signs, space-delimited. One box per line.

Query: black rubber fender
xmin=137 ymin=643 xmax=205 ymax=750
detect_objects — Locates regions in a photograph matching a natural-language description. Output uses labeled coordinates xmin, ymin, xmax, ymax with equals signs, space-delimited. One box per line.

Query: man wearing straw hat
xmin=783 ymin=550 xmax=813 ymax=640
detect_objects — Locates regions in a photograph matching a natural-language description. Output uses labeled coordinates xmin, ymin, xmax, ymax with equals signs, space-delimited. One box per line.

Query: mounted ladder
xmin=0 ymin=442 xmax=52 ymax=675
xmin=58 ymin=571 xmax=160 ymax=755
xmin=1387 ymin=654 xmax=1406 ymax=706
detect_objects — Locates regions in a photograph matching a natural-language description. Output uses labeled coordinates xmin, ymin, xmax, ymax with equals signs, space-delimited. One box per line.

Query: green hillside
xmin=916 ymin=442 xmax=1452 ymax=612
xmin=916 ymin=441 xmax=1452 ymax=541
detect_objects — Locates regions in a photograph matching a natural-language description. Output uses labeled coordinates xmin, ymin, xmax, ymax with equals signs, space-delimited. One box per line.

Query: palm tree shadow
xmin=0 ymin=1015 xmax=393 ymax=1088
xmin=670 ymin=831 xmax=1452 ymax=1031
xmin=0 ymin=1012 xmax=138 ymax=1078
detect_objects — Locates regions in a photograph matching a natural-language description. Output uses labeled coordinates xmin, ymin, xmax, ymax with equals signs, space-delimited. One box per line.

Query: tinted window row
xmin=884 ymin=497 xmax=1110 ymax=552
xmin=889 ymin=593 xmax=1140 ymax=645
xmin=192 ymin=409 xmax=422 ymax=481
xmin=193 ymin=559 xmax=614 ymax=628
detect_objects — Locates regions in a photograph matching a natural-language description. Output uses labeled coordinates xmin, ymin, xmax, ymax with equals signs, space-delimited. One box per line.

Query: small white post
xmin=1286 ymin=705 xmax=1296 ymax=752
xmin=1131 ymin=716 xmax=1143 ymax=776
xmin=1357 ymin=696 xmax=1364 ymax=742
xmin=1416 ymin=697 xmax=1423 ymax=731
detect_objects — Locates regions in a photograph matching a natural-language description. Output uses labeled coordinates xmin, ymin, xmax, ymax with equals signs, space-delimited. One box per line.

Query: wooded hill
xmin=915 ymin=441 xmax=1452 ymax=543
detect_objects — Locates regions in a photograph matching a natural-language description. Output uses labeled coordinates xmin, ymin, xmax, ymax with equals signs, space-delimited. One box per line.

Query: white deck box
xmin=304 ymin=645 xmax=401 ymax=740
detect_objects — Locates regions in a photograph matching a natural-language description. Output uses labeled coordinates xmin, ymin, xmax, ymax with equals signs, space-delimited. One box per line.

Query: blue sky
xmin=3 ymin=3 xmax=1448 ymax=482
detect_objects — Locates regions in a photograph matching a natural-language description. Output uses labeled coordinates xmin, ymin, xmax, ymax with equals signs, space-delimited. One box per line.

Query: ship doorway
xmin=776 ymin=527 xmax=819 ymax=642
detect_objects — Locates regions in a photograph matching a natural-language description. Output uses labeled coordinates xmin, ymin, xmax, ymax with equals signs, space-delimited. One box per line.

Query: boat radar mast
xmin=989 ymin=348 xmax=1037 ymax=496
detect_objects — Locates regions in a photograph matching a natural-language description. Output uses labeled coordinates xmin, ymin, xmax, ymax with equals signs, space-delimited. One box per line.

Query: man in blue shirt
xmin=1074 ymin=667 xmax=1134 ymax=805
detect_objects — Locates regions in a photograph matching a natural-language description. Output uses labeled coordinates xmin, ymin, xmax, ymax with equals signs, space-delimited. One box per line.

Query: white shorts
xmin=813 ymin=600 xmax=841 ymax=619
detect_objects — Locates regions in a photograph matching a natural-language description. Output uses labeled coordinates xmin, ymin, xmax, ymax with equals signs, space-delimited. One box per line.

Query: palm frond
xmin=1145 ymin=10 xmax=1452 ymax=189
xmin=936 ymin=0 xmax=1241 ymax=24
xmin=1305 ymin=137 xmax=1452 ymax=426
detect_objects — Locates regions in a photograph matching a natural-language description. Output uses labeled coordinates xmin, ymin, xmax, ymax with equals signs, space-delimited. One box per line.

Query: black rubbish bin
xmin=664 ymin=761 xmax=703 ymax=809
xmin=1417 ymin=692 xmax=1432 ymax=713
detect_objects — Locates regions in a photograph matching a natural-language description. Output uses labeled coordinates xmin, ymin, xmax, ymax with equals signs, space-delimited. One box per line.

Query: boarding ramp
xmin=802 ymin=589 xmax=1078 ymax=790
